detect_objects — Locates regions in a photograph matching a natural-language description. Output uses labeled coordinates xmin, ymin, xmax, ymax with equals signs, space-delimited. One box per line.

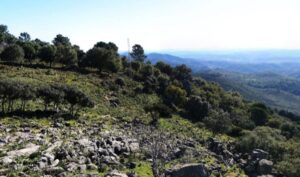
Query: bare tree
xmin=138 ymin=126 xmax=176 ymax=177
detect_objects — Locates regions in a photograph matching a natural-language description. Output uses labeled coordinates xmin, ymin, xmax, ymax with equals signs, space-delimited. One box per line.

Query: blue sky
xmin=1 ymin=0 xmax=300 ymax=51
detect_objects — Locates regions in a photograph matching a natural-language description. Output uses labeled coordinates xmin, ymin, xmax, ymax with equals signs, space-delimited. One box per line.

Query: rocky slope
xmin=0 ymin=64 xmax=288 ymax=177
xmin=0 ymin=117 xmax=276 ymax=177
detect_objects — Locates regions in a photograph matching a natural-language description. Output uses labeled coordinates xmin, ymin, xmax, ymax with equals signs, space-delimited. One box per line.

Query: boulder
xmin=45 ymin=167 xmax=65 ymax=175
xmin=66 ymin=162 xmax=78 ymax=172
xmin=87 ymin=163 xmax=98 ymax=170
xmin=258 ymin=159 xmax=273 ymax=175
xmin=44 ymin=153 xmax=55 ymax=162
xmin=166 ymin=163 xmax=209 ymax=177
xmin=7 ymin=143 xmax=40 ymax=158
xmin=129 ymin=142 xmax=139 ymax=152
xmin=51 ymin=159 xmax=60 ymax=167
xmin=1 ymin=156 xmax=13 ymax=165
xmin=105 ymin=170 xmax=128 ymax=177
xmin=251 ymin=149 xmax=269 ymax=160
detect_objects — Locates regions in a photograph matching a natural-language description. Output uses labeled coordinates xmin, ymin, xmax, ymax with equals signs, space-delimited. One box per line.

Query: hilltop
xmin=0 ymin=25 xmax=299 ymax=177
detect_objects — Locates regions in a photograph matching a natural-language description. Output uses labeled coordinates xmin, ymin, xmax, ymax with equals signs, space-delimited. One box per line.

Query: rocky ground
xmin=0 ymin=116 xmax=277 ymax=177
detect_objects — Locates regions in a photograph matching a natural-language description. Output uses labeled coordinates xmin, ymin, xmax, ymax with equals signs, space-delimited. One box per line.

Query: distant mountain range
xmin=146 ymin=51 xmax=300 ymax=114
xmin=197 ymin=70 xmax=300 ymax=114
xmin=146 ymin=52 xmax=300 ymax=80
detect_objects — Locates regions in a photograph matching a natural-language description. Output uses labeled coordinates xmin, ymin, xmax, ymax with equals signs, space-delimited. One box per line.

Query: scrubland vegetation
xmin=0 ymin=24 xmax=300 ymax=177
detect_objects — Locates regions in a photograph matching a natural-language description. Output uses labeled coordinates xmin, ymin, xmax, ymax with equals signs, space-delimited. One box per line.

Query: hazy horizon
xmin=1 ymin=0 xmax=300 ymax=51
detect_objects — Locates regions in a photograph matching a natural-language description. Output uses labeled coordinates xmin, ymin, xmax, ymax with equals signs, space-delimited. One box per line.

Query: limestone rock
xmin=258 ymin=159 xmax=273 ymax=175
xmin=166 ymin=163 xmax=209 ymax=177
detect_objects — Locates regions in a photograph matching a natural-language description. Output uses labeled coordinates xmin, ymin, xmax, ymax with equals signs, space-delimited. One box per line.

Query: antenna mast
xmin=127 ymin=38 xmax=132 ymax=77
xmin=127 ymin=38 xmax=131 ymax=62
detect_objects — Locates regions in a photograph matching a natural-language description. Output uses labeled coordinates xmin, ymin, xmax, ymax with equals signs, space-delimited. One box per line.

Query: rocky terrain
xmin=0 ymin=114 xmax=277 ymax=177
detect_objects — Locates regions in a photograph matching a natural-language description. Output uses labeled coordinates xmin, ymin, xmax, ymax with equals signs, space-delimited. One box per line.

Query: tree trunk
xmin=152 ymin=162 xmax=160 ymax=177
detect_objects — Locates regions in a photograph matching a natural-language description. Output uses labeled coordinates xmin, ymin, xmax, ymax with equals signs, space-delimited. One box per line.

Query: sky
xmin=1 ymin=0 xmax=300 ymax=52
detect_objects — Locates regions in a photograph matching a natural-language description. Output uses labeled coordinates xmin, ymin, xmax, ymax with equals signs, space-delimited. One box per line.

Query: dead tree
xmin=138 ymin=126 xmax=176 ymax=177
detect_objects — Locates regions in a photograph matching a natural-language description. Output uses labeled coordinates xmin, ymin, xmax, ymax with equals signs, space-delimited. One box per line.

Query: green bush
xmin=144 ymin=103 xmax=172 ymax=118
xmin=0 ymin=44 xmax=24 ymax=62
xmin=250 ymin=107 xmax=268 ymax=126
xmin=203 ymin=110 xmax=232 ymax=134
xmin=163 ymin=84 xmax=187 ymax=107
xmin=186 ymin=95 xmax=210 ymax=121
xmin=280 ymin=122 xmax=300 ymax=138
xmin=266 ymin=118 xmax=282 ymax=128
xmin=237 ymin=126 xmax=286 ymax=159
xmin=276 ymin=156 xmax=300 ymax=177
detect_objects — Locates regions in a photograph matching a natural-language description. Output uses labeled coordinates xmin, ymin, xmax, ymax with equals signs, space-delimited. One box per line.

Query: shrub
xmin=220 ymin=92 xmax=243 ymax=112
xmin=280 ymin=122 xmax=300 ymax=138
xmin=250 ymin=107 xmax=268 ymax=126
xmin=266 ymin=118 xmax=282 ymax=128
xmin=143 ymin=76 xmax=158 ymax=93
xmin=203 ymin=110 xmax=232 ymax=134
xmin=115 ymin=78 xmax=125 ymax=87
xmin=0 ymin=44 xmax=24 ymax=63
xmin=140 ymin=64 xmax=153 ymax=77
xmin=174 ymin=64 xmax=192 ymax=81
xmin=155 ymin=61 xmax=173 ymax=76
xmin=144 ymin=103 xmax=172 ymax=118
xmin=276 ymin=156 xmax=300 ymax=177
xmin=278 ymin=110 xmax=300 ymax=123
xmin=84 ymin=47 xmax=120 ymax=72
xmin=230 ymin=110 xmax=255 ymax=130
xmin=38 ymin=85 xmax=65 ymax=111
xmin=131 ymin=61 xmax=141 ymax=72
xmin=163 ymin=84 xmax=187 ymax=107
xmin=186 ymin=95 xmax=210 ymax=121
xmin=237 ymin=126 xmax=286 ymax=159
xmin=157 ymin=74 xmax=170 ymax=95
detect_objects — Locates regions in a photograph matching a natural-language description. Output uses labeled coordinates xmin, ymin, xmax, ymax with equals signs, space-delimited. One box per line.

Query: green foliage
xmin=278 ymin=110 xmax=300 ymax=123
xmin=203 ymin=110 xmax=232 ymax=134
xmin=130 ymin=44 xmax=146 ymax=62
xmin=237 ymin=126 xmax=286 ymax=159
xmin=220 ymin=92 xmax=243 ymax=112
xmin=280 ymin=122 xmax=300 ymax=138
xmin=52 ymin=34 xmax=71 ymax=46
xmin=85 ymin=47 xmax=120 ymax=72
xmin=0 ymin=24 xmax=300 ymax=177
xmin=19 ymin=32 xmax=31 ymax=42
xmin=276 ymin=156 xmax=300 ymax=177
xmin=163 ymin=84 xmax=187 ymax=107
xmin=0 ymin=44 xmax=24 ymax=62
xmin=94 ymin=41 xmax=118 ymax=52
xmin=230 ymin=109 xmax=255 ymax=130
xmin=157 ymin=74 xmax=170 ymax=94
xmin=144 ymin=103 xmax=172 ymax=118
xmin=140 ymin=64 xmax=154 ymax=77
xmin=0 ymin=78 xmax=94 ymax=115
xmin=250 ymin=106 xmax=268 ymax=126
xmin=38 ymin=45 xmax=57 ymax=67
xmin=56 ymin=45 xmax=78 ymax=66
xmin=73 ymin=45 xmax=85 ymax=64
xmin=131 ymin=61 xmax=142 ymax=72
xmin=174 ymin=64 xmax=192 ymax=81
xmin=186 ymin=95 xmax=210 ymax=121
xmin=155 ymin=61 xmax=173 ymax=75
xmin=0 ymin=24 xmax=8 ymax=33
xmin=22 ymin=42 xmax=36 ymax=64
xmin=266 ymin=118 xmax=282 ymax=128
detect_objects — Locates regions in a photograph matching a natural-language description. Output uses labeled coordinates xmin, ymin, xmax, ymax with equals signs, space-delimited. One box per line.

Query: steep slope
xmin=0 ymin=64 xmax=241 ymax=176
xmin=198 ymin=70 xmax=300 ymax=114
xmin=0 ymin=64 xmax=299 ymax=177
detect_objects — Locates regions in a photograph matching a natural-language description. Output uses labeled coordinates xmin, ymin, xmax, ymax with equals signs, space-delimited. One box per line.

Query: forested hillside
xmin=198 ymin=70 xmax=300 ymax=117
xmin=0 ymin=25 xmax=300 ymax=177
